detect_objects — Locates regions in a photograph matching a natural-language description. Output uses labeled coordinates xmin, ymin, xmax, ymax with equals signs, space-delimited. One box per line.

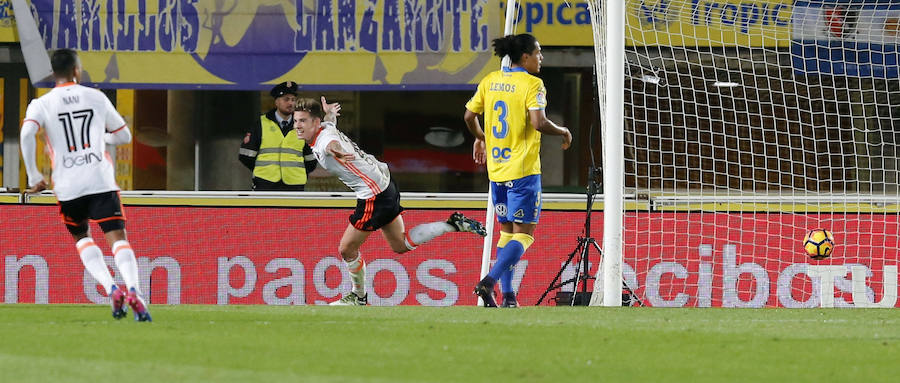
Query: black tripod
xmin=536 ymin=167 xmax=602 ymax=306
xmin=536 ymin=167 xmax=642 ymax=306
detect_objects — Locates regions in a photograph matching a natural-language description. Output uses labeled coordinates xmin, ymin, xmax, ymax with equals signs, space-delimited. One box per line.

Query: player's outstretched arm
xmin=529 ymin=109 xmax=572 ymax=150
xmin=19 ymin=120 xmax=46 ymax=189
xmin=325 ymin=140 xmax=356 ymax=161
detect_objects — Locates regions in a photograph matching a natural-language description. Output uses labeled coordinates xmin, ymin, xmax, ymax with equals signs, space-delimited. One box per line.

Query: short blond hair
xmin=295 ymin=98 xmax=324 ymax=120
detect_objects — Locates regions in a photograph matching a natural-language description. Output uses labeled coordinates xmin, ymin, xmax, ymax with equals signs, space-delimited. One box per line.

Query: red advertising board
xmin=1 ymin=205 xmax=898 ymax=307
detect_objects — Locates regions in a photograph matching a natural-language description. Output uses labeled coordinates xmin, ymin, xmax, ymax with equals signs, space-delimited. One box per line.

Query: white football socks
xmin=76 ymin=237 xmax=115 ymax=295
xmin=112 ymin=240 xmax=141 ymax=293
xmin=346 ymin=253 xmax=366 ymax=297
xmin=404 ymin=222 xmax=455 ymax=251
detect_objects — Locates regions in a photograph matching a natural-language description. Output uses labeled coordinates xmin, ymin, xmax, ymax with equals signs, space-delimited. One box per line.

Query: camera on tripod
xmin=536 ymin=166 xmax=642 ymax=307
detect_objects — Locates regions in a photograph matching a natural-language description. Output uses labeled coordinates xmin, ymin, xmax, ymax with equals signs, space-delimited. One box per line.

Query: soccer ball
xmin=803 ymin=229 xmax=835 ymax=260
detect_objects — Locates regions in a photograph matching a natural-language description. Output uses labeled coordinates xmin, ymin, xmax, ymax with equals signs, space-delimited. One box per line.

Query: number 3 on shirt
xmin=492 ymin=100 xmax=509 ymax=139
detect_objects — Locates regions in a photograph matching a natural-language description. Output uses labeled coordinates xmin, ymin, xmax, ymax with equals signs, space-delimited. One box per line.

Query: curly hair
xmin=491 ymin=34 xmax=537 ymax=65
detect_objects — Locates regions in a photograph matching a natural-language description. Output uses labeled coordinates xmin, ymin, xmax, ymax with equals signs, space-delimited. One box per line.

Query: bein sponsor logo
xmin=62 ymin=152 xmax=102 ymax=168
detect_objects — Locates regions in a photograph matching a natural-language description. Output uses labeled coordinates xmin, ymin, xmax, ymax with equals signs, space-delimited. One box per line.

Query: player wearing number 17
xmin=20 ymin=49 xmax=150 ymax=321
xmin=464 ymin=33 xmax=573 ymax=307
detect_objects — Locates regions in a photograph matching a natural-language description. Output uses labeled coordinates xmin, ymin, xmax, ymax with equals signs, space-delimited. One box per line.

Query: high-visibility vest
xmin=253 ymin=116 xmax=307 ymax=185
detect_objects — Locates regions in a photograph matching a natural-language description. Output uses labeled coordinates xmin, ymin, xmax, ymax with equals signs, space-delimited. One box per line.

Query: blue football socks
xmin=500 ymin=266 xmax=514 ymax=293
xmin=488 ymin=240 xmax=525 ymax=281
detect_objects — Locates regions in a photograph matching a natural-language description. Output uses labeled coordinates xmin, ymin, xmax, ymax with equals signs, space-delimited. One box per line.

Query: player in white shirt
xmin=20 ymin=49 xmax=151 ymax=321
xmin=295 ymin=97 xmax=488 ymax=305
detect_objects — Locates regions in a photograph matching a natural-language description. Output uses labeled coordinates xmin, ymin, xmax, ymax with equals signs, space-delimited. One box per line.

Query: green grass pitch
xmin=0 ymin=305 xmax=897 ymax=382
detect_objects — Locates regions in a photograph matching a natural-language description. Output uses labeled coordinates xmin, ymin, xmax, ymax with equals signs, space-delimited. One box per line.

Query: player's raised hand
xmin=473 ymin=138 xmax=486 ymax=165
xmin=322 ymin=96 xmax=341 ymax=119
xmin=26 ymin=180 xmax=48 ymax=193
xmin=561 ymin=127 xmax=572 ymax=150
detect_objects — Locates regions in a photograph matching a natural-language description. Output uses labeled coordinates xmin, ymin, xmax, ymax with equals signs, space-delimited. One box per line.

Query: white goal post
xmin=591 ymin=0 xmax=626 ymax=307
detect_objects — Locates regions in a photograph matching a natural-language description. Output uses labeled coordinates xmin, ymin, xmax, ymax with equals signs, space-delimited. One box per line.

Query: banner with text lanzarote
xmin=25 ymin=0 xmax=499 ymax=90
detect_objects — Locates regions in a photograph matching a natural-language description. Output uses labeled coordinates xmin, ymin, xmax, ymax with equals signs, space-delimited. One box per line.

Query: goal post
xmin=590 ymin=0 xmax=900 ymax=308
xmin=586 ymin=0 xmax=626 ymax=307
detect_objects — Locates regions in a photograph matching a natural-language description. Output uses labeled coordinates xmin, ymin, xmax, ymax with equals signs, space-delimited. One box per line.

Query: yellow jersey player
xmin=464 ymin=33 xmax=572 ymax=307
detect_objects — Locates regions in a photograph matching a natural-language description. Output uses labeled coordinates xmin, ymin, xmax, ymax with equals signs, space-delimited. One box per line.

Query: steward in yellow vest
xmin=238 ymin=81 xmax=317 ymax=191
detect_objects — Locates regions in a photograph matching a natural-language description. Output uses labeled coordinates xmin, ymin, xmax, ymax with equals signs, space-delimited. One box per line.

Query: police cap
xmin=270 ymin=81 xmax=298 ymax=98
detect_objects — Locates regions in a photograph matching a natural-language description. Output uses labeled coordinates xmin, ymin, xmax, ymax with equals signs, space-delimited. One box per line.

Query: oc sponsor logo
xmin=492 ymin=147 xmax=511 ymax=163
xmin=63 ymin=152 xmax=102 ymax=168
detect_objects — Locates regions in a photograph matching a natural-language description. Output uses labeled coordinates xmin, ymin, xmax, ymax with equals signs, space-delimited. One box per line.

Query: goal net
xmin=591 ymin=0 xmax=900 ymax=308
